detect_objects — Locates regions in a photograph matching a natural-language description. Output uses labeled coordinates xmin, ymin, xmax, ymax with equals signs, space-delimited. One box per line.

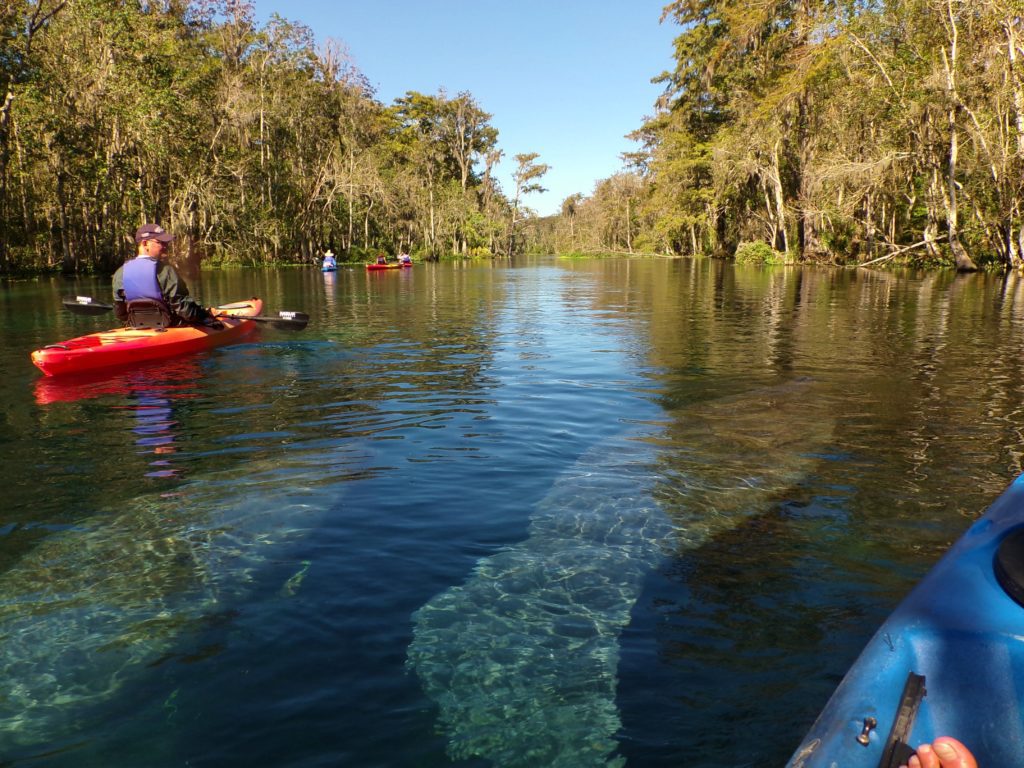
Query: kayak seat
xmin=126 ymin=299 xmax=172 ymax=330
xmin=994 ymin=526 xmax=1024 ymax=608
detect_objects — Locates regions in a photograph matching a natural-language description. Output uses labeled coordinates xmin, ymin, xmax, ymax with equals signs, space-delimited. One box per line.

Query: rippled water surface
xmin=2 ymin=258 xmax=1024 ymax=766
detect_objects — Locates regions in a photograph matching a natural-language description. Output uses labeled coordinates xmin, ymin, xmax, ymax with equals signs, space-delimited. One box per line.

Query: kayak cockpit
xmin=994 ymin=526 xmax=1024 ymax=608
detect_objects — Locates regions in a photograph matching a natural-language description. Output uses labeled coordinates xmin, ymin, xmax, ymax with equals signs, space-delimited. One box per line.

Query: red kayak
xmin=366 ymin=262 xmax=412 ymax=270
xmin=31 ymin=298 xmax=263 ymax=377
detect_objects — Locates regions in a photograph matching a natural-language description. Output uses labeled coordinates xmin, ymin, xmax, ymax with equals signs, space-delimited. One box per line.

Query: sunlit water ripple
xmin=2 ymin=260 xmax=1024 ymax=766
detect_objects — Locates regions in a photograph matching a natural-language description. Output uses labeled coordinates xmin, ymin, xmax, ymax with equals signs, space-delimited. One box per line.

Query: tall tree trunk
xmin=1006 ymin=19 xmax=1024 ymax=157
xmin=259 ymin=62 xmax=266 ymax=207
xmin=429 ymin=186 xmax=436 ymax=253
xmin=941 ymin=14 xmax=977 ymax=272
xmin=348 ymin=149 xmax=355 ymax=251
xmin=363 ymin=198 xmax=372 ymax=248
xmin=946 ymin=106 xmax=976 ymax=270
xmin=56 ymin=168 xmax=73 ymax=272
xmin=769 ymin=143 xmax=788 ymax=254
xmin=1004 ymin=18 xmax=1024 ymax=268
xmin=797 ymin=93 xmax=820 ymax=259
xmin=507 ymin=186 xmax=519 ymax=258
xmin=926 ymin=168 xmax=945 ymax=260
xmin=864 ymin=191 xmax=876 ymax=259
xmin=506 ymin=203 xmax=517 ymax=258
xmin=625 ymin=197 xmax=632 ymax=253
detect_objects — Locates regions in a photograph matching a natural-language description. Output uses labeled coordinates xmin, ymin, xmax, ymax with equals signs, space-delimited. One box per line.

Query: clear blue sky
xmin=252 ymin=1 xmax=678 ymax=217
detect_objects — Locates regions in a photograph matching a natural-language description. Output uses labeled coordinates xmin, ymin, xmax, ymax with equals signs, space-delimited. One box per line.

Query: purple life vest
xmin=122 ymin=257 xmax=163 ymax=302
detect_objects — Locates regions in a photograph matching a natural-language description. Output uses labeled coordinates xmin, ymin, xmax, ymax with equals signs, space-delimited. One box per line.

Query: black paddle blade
xmin=212 ymin=310 xmax=309 ymax=330
xmin=63 ymin=296 xmax=114 ymax=315
xmin=264 ymin=311 xmax=309 ymax=331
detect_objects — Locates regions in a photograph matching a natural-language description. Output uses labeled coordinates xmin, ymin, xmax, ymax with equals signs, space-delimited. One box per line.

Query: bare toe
xmin=932 ymin=737 xmax=978 ymax=768
xmin=913 ymin=744 xmax=939 ymax=768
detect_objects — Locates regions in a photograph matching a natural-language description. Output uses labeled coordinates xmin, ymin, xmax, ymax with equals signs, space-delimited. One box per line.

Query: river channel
xmin=1 ymin=257 xmax=1023 ymax=766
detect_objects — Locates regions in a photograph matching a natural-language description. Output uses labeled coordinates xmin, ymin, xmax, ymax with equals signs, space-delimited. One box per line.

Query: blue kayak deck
xmin=788 ymin=474 xmax=1024 ymax=767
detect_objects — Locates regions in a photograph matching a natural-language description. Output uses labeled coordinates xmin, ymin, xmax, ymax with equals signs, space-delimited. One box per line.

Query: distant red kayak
xmin=366 ymin=262 xmax=412 ymax=270
xmin=31 ymin=298 xmax=263 ymax=377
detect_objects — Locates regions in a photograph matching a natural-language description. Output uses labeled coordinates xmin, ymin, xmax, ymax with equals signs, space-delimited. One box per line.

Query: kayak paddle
xmin=210 ymin=300 xmax=309 ymax=330
xmin=62 ymin=296 xmax=114 ymax=315
xmin=62 ymin=296 xmax=309 ymax=330
xmin=211 ymin=309 xmax=309 ymax=330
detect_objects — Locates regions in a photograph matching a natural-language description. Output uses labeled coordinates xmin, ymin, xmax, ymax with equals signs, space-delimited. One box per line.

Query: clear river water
xmin=2 ymin=257 xmax=1024 ymax=767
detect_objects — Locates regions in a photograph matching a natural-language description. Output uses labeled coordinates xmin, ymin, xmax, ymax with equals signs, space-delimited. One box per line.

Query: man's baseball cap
xmin=135 ymin=223 xmax=174 ymax=243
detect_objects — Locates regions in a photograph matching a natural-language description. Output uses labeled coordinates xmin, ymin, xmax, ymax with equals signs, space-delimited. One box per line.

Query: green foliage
xmin=11 ymin=0 xmax=1022 ymax=275
xmin=632 ymin=232 xmax=662 ymax=255
xmin=560 ymin=0 xmax=1024 ymax=271
xmin=820 ymin=218 xmax=856 ymax=257
xmin=0 ymin=0 xmax=539 ymax=275
xmin=344 ymin=246 xmax=377 ymax=264
xmin=734 ymin=241 xmax=784 ymax=265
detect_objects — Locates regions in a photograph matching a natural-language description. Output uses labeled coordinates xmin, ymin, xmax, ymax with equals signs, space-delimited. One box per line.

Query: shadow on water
xmin=0 ymin=349 xmax=370 ymax=759
xmin=0 ymin=441 xmax=336 ymax=759
xmin=613 ymin=270 xmax=1024 ymax=767
xmin=408 ymin=431 xmax=667 ymax=767
xmin=1 ymin=266 xmax=512 ymax=763
xmin=407 ymin=377 xmax=836 ymax=767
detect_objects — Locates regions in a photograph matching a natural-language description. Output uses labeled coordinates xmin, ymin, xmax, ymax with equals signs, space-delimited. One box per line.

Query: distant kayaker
xmin=113 ymin=223 xmax=222 ymax=329
xmin=322 ymin=249 xmax=337 ymax=270
xmin=398 ymin=252 xmax=411 ymax=265
xmin=899 ymin=737 xmax=977 ymax=768
xmin=376 ymin=253 xmax=387 ymax=265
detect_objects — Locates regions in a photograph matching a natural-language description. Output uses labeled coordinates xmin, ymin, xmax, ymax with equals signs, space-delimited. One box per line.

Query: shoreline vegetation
xmin=1 ymin=1 xmax=1021 ymax=277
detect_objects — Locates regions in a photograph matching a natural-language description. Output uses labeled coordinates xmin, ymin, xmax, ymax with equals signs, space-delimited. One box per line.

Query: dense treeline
xmin=0 ymin=0 xmax=550 ymax=274
xmin=7 ymin=2 xmax=1021 ymax=274
xmin=544 ymin=0 xmax=1024 ymax=270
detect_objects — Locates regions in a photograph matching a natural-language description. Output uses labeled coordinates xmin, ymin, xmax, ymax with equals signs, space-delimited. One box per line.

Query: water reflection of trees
xmin=609 ymin=261 xmax=1024 ymax=766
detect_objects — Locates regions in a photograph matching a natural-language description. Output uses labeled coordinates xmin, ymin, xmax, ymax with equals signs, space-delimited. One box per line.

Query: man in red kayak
xmin=113 ymin=223 xmax=222 ymax=329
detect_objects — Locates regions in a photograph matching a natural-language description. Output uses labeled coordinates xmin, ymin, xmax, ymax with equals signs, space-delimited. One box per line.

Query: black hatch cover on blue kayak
xmin=995 ymin=526 xmax=1024 ymax=608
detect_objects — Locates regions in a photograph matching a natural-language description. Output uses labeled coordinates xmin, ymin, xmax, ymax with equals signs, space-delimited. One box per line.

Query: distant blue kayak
xmin=788 ymin=474 xmax=1024 ymax=767
xmin=322 ymin=266 xmax=337 ymax=272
